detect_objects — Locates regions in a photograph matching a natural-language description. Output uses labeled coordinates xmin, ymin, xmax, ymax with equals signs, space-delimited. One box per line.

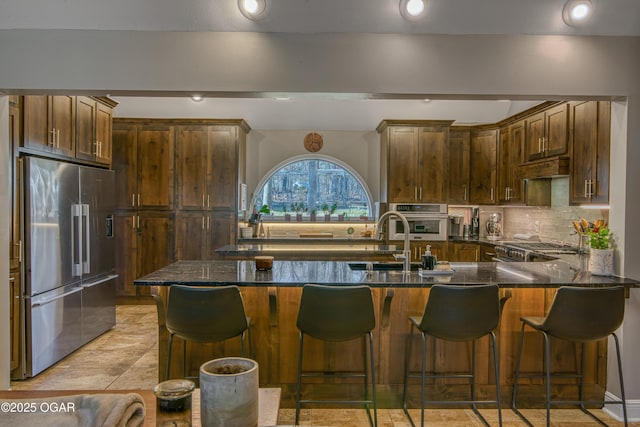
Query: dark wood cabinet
xmin=498 ymin=121 xmax=525 ymax=204
xmin=9 ymin=272 xmax=21 ymax=372
xmin=479 ymin=243 xmax=497 ymax=261
xmin=75 ymin=96 xmax=114 ymax=165
xmin=114 ymin=212 xmax=175 ymax=296
xmin=112 ymin=118 xmax=249 ymax=295
xmin=8 ymin=101 xmax=21 ymax=271
xmin=470 ymin=128 xmax=498 ymax=205
xmin=405 ymin=241 xmax=447 ymax=262
xmin=449 ymin=242 xmax=479 ymax=262
xmin=448 ymin=127 xmax=471 ymax=204
xmin=23 ymin=95 xmax=75 ymax=158
xmin=176 ymin=125 xmax=242 ymax=210
xmin=113 ymin=121 xmax=175 ymax=210
xmin=379 ymin=120 xmax=452 ymax=203
xmin=524 ymin=103 xmax=569 ymax=162
xmin=569 ymin=101 xmax=610 ymax=205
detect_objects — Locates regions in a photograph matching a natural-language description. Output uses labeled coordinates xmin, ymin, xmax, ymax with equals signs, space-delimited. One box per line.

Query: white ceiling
xmin=4 ymin=0 xmax=638 ymax=130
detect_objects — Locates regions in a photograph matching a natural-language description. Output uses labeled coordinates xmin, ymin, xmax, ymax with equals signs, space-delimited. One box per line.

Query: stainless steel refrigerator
xmin=16 ymin=157 xmax=117 ymax=379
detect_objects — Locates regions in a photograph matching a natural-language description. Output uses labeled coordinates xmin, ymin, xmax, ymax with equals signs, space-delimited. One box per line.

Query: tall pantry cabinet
xmin=112 ymin=119 xmax=248 ymax=297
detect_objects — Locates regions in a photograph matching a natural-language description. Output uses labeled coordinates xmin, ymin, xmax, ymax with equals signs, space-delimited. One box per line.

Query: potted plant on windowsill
xmin=321 ymin=203 xmax=331 ymax=222
xmin=292 ymin=202 xmax=306 ymax=222
xmin=586 ymin=222 xmax=613 ymax=276
xmin=283 ymin=205 xmax=291 ymax=222
xmin=309 ymin=209 xmax=317 ymax=222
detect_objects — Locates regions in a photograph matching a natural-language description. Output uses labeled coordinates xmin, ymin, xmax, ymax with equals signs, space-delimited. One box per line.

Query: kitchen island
xmin=136 ymin=260 xmax=638 ymax=407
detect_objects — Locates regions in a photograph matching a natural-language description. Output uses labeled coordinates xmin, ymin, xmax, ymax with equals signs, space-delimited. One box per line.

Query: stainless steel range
xmin=494 ymin=241 xmax=579 ymax=262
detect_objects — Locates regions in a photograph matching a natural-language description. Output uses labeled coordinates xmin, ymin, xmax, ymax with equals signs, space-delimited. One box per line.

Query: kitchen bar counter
xmin=139 ymin=260 xmax=638 ymax=408
xmin=215 ymin=243 xmax=401 ymax=261
xmin=134 ymin=260 xmax=638 ymax=288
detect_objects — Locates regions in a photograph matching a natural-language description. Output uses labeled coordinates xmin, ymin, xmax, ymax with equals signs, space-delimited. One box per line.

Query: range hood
xmin=520 ymin=157 xmax=569 ymax=179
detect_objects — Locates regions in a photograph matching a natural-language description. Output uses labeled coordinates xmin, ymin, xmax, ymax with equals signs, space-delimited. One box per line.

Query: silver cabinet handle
xmin=49 ymin=128 xmax=56 ymax=147
xmin=137 ymin=193 xmax=140 ymax=206
xmin=463 ymin=185 xmax=467 ymax=201
xmin=414 ymin=186 xmax=418 ymax=201
xmin=56 ymin=129 xmax=60 ymax=148
xmin=538 ymin=137 xmax=542 ymax=153
xmin=419 ymin=187 xmax=422 ymax=201
xmin=132 ymin=193 xmax=136 ymax=207
xmin=202 ymin=194 xmax=206 ymax=208
xmin=208 ymin=195 xmax=210 ymax=208
xmin=490 ymin=187 xmax=494 ymax=201
xmin=475 ymin=248 xmax=479 ymax=262
xmin=207 ymin=216 xmax=211 ymax=230
xmin=202 ymin=216 xmax=205 ymax=229
xmin=584 ymin=179 xmax=589 ymax=198
xmin=132 ymin=215 xmax=136 ymax=230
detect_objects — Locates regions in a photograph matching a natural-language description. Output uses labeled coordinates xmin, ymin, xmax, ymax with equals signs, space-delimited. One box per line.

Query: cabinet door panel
xmin=525 ymin=112 xmax=545 ymax=161
xmin=95 ymin=103 xmax=113 ymax=165
xmin=418 ymin=126 xmax=448 ymax=203
xmin=388 ymin=127 xmax=419 ymax=202
xmin=175 ymin=212 xmax=207 ymax=260
xmin=114 ymin=214 xmax=137 ymax=296
xmin=75 ymin=96 xmax=96 ymax=162
xmin=112 ymin=126 xmax=138 ymax=209
xmin=208 ymin=126 xmax=238 ymax=209
xmin=569 ymin=101 xmax=596 ymax=204
xmin=50 ymin=95 xmax=75 ymax=157
xmin=176 ymin=126 xmax=208 ymax=210
xmin=470 ymin=129 xmax=497 ymax=205
xmin=208 ymin=212 xmax=236 ymax=259
xmin=138 ymin=213 xmax=175 ymax=277
xmin=137 ymin=125 xmax=175 ymax=209
xmin=23 ymin=95 xmax=50 ymax=151
xmin=594 ymin=102 xmax=610 ymax=204
xmin=9 ymin=105 xmax=22 ymax=270
xmin=545 ymin=103 xmax=569 ymax=157
xmin=448 ymin=129 xmax=470 ymax=204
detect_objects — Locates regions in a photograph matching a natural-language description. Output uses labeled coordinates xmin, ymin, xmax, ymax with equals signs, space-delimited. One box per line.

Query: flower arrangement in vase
xmin=585 ymin=220 xmax=613 ymax=276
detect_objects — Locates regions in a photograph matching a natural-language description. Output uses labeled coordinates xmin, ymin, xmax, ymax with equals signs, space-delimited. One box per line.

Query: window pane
xmin=253 ymin=158 xmax=372 ymax=218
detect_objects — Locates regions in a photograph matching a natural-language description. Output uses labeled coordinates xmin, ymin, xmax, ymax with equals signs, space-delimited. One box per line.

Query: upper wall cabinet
xmin=448 ymin=127 xmax=471 ymax=204
xmin=469 ymin=128 xmax=498 ymax=205
xmin=23 ymin=95 xmax=75 ymax=158
xmin=378 ymin=120 xmax=452 ymax=204
xmin=75 ymin=96 xmax=114 ymax=165
xmin=176 ymin=124 xmax=247 ymax=211
xmin=569 ymin=101 xmax=611 ymax=205
xmin=22 ymin=95 xmax=116 ymax=166
xmin=524 ymin=103 xmax=569 ymax=162
xmin=498 ymin=120 xmax=524 ymax=204
xmin=112 ymin=122 xmax=176 ymax=210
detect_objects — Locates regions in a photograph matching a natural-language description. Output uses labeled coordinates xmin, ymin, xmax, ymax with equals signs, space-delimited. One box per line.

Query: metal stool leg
xmin=612 ymin=333 xmax=629 ymax=427
xmin=402 ymin=323 xmax=416 ymax=426
xmin=511 ymin=322 xmax=527 ymax=412
xmin=543 ymin=332 xmax=551 ymax=427
xmin=166 ymin=333 xmax=174 ymax=381
xmin=295 ymin=332 xmax=304 ymax=426
xmin=490 ymin=331 xmax=503 ymax=427
xmin=367 ymin=331 xmax=378 ymax=427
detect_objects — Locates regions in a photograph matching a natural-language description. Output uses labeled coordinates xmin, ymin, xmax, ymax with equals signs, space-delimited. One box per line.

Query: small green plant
xmin=321 ymin=203 xmax=330 ymax=215
xmin=587 ymin=226 xmax=611 ymax=249
xmin=259 ymin=204 xmax=270 ymax=214
xmin=329 ymin=202 xmax=338 ymax=215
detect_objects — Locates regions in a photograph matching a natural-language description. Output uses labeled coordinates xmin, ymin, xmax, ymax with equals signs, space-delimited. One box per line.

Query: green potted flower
xmin=283 ymin=204 xmax=291 ymax=222
xmin=586 ymin=223 xmax=613 ymax=275
xmin=321 ymin=203 xmax=331 ymax=222
xmin=309 ymin=209 xmax=317 ymax=222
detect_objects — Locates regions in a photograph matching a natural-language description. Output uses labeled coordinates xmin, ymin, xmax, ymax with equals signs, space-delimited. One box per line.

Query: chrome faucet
xmin=376 ymin=210 xmax=412 ymax=274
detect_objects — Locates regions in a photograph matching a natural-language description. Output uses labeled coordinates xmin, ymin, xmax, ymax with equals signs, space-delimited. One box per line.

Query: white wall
xmin=1 ymin=31 xmax=639 ymax=406
xmin=246 ymin=129 xmax=380 ymax=208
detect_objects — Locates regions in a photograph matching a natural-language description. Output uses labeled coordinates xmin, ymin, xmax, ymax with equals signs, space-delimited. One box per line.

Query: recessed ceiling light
xmin=274 ymin=97 xmax=291 ymax=101
xmin=191 ymin=95 xmax=204 ymax=102
xmin=562 ymin=0 xmax=594 ymax=27
xmin=400 ymin=0 xmax=428 ymax=21
xmin=238 ymin=0 xmax=267 ymax=21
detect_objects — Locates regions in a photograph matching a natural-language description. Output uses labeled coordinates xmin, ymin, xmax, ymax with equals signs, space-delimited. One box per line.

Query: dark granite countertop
xmin=134 ymin=260 xmax=639 ymax=288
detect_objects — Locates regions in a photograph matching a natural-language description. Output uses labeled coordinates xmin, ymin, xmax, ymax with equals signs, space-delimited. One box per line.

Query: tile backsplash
xmin=449 ymin=177 xmax=609 ymax=245
xmin=499 ymin=177 xmax=608 ymax=245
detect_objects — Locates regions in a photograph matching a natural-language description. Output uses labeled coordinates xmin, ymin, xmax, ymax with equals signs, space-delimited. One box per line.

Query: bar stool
xmin=512 ymin=286 xmax=627 ymax=427
xmin=158 ymin=285 xmax=252 ymax=380
xmin=403 ymin=284 xmax=503 ymax=427
xmin=295 ymin=284 xmax=377 ymax=426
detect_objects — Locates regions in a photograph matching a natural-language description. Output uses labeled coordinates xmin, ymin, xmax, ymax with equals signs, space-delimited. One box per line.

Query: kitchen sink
xmin=348 ymin=262 xmax=422 ymax=271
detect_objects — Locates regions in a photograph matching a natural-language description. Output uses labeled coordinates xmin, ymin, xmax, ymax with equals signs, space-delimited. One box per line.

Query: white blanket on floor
xmin=0 ymin=393 xmax=145 ymax=427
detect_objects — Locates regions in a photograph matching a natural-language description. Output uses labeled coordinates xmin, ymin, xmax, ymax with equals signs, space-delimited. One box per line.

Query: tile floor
xmin=9 ymin=305 xmax=635 ymax=426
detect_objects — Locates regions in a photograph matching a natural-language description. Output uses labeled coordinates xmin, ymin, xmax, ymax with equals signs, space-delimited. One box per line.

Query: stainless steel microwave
xmin=387 ymin=203 xmax=448 ymax=241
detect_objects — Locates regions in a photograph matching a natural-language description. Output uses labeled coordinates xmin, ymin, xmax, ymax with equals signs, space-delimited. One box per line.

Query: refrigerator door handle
xmin=71 ymin=204 xmax=83 ymax=277
xmin=31 ymin=286 xmax=83 ymax=308
xmin=82 ymin=204 xmax=90 ymax=275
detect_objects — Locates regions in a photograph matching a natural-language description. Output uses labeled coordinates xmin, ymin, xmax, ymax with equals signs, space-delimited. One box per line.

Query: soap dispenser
xmin=422 ymin=245 xmax=437 ymax=270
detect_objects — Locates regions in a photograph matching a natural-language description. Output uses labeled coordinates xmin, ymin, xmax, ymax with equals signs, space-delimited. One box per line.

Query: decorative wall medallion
xmin=303 ymin=132 xmax=323 ymax=152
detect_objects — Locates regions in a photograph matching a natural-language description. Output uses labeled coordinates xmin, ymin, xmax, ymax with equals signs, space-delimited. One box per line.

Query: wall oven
xmin=387 ymin=203 xmax=448 ymax=241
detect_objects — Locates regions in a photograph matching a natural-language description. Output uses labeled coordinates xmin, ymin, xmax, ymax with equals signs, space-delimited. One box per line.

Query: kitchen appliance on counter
xmin=387 ymin=203 xmax=448 ymax=241
xmin=486 ymin=212 xmax=503 ymax=241
xmin=448 ymin=214 xmax=465 ymax=238
xmin=470 ymin=208 xmax=480 ymax=239
xmin=494 ymin=241 xmax=579 ymax=262
xmin=16 ymin=157 xmax=117 ymax=379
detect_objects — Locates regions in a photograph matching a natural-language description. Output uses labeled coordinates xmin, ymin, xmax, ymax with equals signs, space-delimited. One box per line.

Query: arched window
xmin=252 ymin=156 xmax=373 ymax=218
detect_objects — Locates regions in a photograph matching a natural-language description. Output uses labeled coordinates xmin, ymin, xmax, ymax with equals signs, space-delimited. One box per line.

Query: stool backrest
xmin=419 ymin=284 xmax=500 ymax=341
xmin=542 ymin=286 xmax=625 ymax=342
xmin=166 ymin=285 xmax=248 ymax=342
xmin=297 ymin=284 xmax=375 ymax=341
